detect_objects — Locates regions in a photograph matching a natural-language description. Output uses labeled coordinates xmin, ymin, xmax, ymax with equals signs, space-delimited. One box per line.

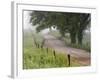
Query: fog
xmin=24 ymin=11 xmax=50 ymax=34
xmin=23 ymin=11 xmax=90 ymax=35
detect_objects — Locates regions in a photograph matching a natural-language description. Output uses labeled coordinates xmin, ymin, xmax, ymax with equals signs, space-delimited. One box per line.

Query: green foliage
xmin=30 ymin=11 xmax=90 ymax=45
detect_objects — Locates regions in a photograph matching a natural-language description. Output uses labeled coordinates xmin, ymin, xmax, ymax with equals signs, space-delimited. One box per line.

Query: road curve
xmin=43 ymin=33 xmax=90 ymax=66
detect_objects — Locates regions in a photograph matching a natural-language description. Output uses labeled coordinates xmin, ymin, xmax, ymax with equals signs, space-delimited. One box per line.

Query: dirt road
xmin=43 ymin=33 xmax=90 ymax=66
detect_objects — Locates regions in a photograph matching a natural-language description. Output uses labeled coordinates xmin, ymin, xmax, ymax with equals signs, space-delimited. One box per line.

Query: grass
xmin=23 ymin=29 xmax=81 ymax=69
xmin=23 ymin=48 xmax=68 ymax=69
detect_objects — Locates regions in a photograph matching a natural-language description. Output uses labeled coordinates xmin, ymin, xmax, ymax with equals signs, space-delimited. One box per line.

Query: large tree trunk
xmin=77 ymin=30 xmax=83 ymax=45
xmin=70 ymin=31 xmax=76 ymax=44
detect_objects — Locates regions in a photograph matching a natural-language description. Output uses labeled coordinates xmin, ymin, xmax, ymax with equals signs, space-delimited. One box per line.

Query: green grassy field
xmin=23 ymin=29 xmax=81 ymax=69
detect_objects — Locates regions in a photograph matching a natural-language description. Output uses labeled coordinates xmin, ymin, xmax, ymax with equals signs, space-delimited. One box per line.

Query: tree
xmin=30 ymin=11 xmax=90 ymax=45
xmin=30 ymin=11 xmax=68 ymax=37
xmin=77 ymin=13 xmax=91 ymax=45
xmin=66 ymin=13 xmax=79 ymax=44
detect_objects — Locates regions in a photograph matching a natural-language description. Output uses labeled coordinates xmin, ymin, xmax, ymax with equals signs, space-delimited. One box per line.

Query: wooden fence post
xmin=53 ymin=50 xmax=56 ymax=58
xmin=68 ymin=54 xmax=70 ymax=67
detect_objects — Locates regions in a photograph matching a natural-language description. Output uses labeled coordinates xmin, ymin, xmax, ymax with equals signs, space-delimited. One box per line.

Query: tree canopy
xmin=30 ymin=11 xmax=91 ymax=45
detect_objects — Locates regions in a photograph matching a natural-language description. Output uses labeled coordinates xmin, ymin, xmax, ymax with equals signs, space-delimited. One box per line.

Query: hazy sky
xmin=23 ymin=11 xmax=34 ymax=30
xmin=23 ymin=10 xmax=50 ymax=34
